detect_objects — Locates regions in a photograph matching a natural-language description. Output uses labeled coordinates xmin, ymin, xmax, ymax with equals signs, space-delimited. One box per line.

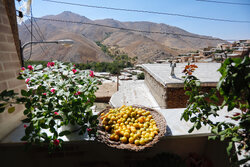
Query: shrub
xmin=137 ymin=72 xmax=145 ymax=80
xmin=0 ymin=61 xmax=100 ymax=151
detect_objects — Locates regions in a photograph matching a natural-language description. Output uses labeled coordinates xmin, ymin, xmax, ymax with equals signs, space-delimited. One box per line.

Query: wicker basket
xmin=97 ymin=105 xmax=167 ymax=151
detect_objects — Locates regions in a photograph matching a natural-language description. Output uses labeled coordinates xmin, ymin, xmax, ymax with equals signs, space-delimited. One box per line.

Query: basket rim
xmin=97 ymin=105 xmax=167 ymax=151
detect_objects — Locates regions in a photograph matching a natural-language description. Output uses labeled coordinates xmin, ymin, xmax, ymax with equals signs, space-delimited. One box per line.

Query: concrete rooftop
xmin=142 ymin=63 xmax=221 ymax=87
xmin=110 ymin=80 xmax=160 ymax=109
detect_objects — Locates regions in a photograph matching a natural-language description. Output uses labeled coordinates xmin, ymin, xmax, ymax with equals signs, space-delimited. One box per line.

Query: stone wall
xmin=144 ymin=71 xmax=167 ymax=108
xmin=0 ymin=0 xmax=25 ymax=140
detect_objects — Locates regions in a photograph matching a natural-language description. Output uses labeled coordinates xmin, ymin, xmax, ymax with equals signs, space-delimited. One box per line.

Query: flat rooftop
xmin=142 ymin=63 xmax=221 ymax=87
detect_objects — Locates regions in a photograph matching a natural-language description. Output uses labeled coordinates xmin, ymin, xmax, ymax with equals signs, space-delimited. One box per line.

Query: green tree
xmin=181 ymin=57 xmax=250 ymax=166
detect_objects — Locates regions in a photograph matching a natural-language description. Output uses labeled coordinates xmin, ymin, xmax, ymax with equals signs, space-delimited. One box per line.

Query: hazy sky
xmin=17 ymin=0 xmax=250 ymax=41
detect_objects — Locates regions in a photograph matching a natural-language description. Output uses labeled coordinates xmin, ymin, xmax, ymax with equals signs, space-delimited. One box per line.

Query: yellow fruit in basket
xmin=144 ymin=122 xmax=150 ymax=128
xmin=129 ymin=137 xmax=135 ymax=144
xmin=134 ymin=139 xmax=140 ymax=145
xmin=120 ymin=130 xmax=124 ymax=136
xmin=123 ymin=114 xmax=128 ymax=119
xmin=125 ymin=129 xmax=130 ymax=133
xmin=134 ymin=133 xmax=140 ymax=139
xmin=144 ymin=133 xmax=150 ymax=138
xmin=133 ymin=123 xmax=139 ymax=129
xmin=102 ymin=106 xmax=160 ymax=146
xmin=150 ymin=132 xmax=155 ymax=138
xmin=131 ymin=112 xmax=136 ymax=117
xmin=139 ymin=117 xmax=145 ymax=123
xmin=154 ymin=131 xmax=158 ymax=135
xmin=131 ymin=127 xmax=136 ymax=133
xmin=105 ymin=126 xmax=110 ymax=131
xmin=145 ymin=117 xmax=150 ymax=122
xmin=114 ymin=134 xmax=119 ymax=141
xmin=120 ymin=136 xmax=127 ymax=143
xmin=115 ymin=129 xmax=121 ymax=135
xmin=139 ymin=138 xmax=146 ymax=145
xmin=139 ymin=124 xmax=144 ymax=128
xmin=110 ymin=134 xmax=115 ymax=140
xmin=102 ymin=120 xmax=108 ymax=126
xmin=124 ymin=132 xmax=130 ymax=138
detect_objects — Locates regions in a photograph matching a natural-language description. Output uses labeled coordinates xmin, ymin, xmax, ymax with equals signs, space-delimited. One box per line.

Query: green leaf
xmin=226 ymin=142 xmax=233 ymax=156
xmin=22 ymin=118 xmax=30 ymax=123
xmin=232 ymin=137 xmax=241 ymax=142
xmin=212 ymin=127 xmax=218 ymax=134
xmin=23 ymin=109 xmax=30 ymax=115
xmin=21 ymin=135 xmax=29 ymax=141
xmin=188 ymin=126 xmax=195 ymax=133
xmin=182 ymin=112 xmax=189 ymax=122
xmin=17 ymin=75 xmax=23 ymax=80
xmin=59 ymin=130 xmax=71 ymax=136
xmin=196 ymin=122 xmax=201 ymax=129
xmin=8 ymin=107 xmax=15 ymax=113
xmin=21 ymin=90 xmax=28 ymax=96
xmin=6 ymin=90 xmax=15 ymax=96
xmin=0 ymin=107 xmax=5 ymax=113
xmin=16 ymin=97 xmax=27 ymax=103
xmin=208 ymin=135 xmax=217 ymax=140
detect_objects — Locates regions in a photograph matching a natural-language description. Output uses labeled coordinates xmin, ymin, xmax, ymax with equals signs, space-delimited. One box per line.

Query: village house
xmin=217 ymin=43 xmax=231 ymax=51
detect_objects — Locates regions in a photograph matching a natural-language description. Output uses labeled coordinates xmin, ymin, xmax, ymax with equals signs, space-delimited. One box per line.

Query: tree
xmin=181 ymin=57 xmax=250 ymax=166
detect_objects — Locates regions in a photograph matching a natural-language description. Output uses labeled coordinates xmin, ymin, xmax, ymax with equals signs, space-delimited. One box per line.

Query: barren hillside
xmin=19 ymin=11 xmax=224 ymax=63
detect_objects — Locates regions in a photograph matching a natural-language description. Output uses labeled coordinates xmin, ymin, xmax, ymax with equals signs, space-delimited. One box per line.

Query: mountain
xmin=19 ymin=11 xmax=224 ymax=63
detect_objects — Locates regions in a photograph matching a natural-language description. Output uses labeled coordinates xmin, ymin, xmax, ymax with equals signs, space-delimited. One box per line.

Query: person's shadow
xmin=165 ymin=125 xmax=172 ymax=136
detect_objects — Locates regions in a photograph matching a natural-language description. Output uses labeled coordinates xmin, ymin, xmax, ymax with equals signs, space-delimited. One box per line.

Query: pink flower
xmin=87 ymin=128 xmax=92 ymax=132
xmin=24 ymin=124 xmax=27 ymax=128
xmin=74 ymin=91 xmax=81 ymax=96
xmin=42 ymin=93 xmax=47 ymax=96
xmin=25 ymin=78 xmax=30 ymax=84
xmin=21 ymin=67 xmax=25 ymax=71
xmin=53 ymin=139 xmax=60 ymax=146
xmin=89 ymin=70 xmax=94 ymax=77
xmin=72 ymin=69 xmax=77 ymax=74
xmin=73 ymin=64 xmax=76 ymax=67
xmin=47 ymin=62 xmax=55 ymax=67
xmin=28 ymin=65 xmax=33 ymax=71
xmin=51 ymin=89 xmax=55 ymax=93
xmin=54 ymin=112 xmax=59 ymax=115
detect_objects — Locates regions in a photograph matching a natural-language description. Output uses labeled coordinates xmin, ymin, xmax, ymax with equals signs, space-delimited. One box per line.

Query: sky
xmin=16 ymin=0 xmax=250 ymax=41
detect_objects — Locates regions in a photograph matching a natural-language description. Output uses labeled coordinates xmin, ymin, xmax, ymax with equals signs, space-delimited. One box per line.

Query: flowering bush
xmin=1 ymin=61 xmax=100 ymax=150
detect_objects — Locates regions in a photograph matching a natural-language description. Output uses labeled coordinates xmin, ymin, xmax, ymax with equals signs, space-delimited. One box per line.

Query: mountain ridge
xmin=19 ymin=11 xmax=224 ymax=63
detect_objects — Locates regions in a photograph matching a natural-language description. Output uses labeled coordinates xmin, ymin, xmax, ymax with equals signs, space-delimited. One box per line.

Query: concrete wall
xmin=0 ymin=0 xmax=25 ymax=140
xmin=0 ymin=136 xmax=230 ymax=167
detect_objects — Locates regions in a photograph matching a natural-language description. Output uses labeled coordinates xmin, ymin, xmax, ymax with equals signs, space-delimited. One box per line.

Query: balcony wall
xmin=0 ymin=0 xmax=25 ymax=140
xmin=0 ymin=136 xmax=230 ymax=167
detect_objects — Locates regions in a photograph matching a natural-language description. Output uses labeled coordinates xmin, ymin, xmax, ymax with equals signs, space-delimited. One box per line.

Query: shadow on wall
xmin=0 ymin=136 xmax=230 ymax=167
